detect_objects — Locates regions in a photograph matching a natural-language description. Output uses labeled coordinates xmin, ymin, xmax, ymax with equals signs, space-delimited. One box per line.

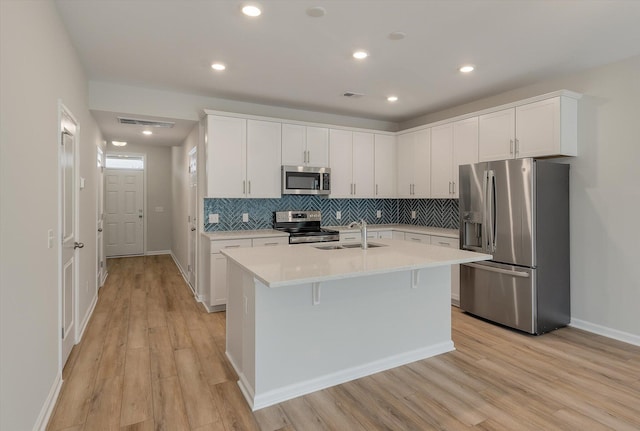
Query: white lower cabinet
xmin=207 ymin=236 xmax=287 ymax=311
xmin=339 ymin=231 xmax=361 ymax=243
xmin=404 ymin=232 xmax=431 ymax=243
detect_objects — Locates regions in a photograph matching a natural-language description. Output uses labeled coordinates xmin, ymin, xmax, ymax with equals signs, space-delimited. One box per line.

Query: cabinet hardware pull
xmin=411 ymin=237 xmax=420 ymax=241
xmin=353 ymin=183 xmax=356 ymax=195
xmin=510 ymin=139 xmax=514 ymax=154
xmin=376 ymin=184 xmax=379 ymax=195
xmin=515 ymin=138 xmax=520 ymax=156
xmin=264 ymin=242 xmax=278 ymax=246
xmin=225 ymin=245 xmax=241 ymax=248
xmin=243 ymin=180 xmax=246 ymax=194
xmin=248 ymin=180 xmax=251 ymax=194
xmin=452 ymin=181 xmax=456 ymax=194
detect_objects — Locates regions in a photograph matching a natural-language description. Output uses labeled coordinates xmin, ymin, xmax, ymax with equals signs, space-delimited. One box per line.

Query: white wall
xmin=108 ymin=143 xmax=173 ymax=253
xmin=401 ymin=55 xmax=640 ymax=341
xmin=171 ymin=124 xmax=199 ymax=274
xmin=0 ymin=1 xmax=102 ymax=429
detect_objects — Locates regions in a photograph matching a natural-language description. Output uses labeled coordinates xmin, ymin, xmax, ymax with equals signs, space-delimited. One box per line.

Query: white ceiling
xmin=55 ymin=0 xmax=640 ymax=146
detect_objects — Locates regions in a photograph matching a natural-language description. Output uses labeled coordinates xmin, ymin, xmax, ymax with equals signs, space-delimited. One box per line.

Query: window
xmin=105 ymin=155 xmax=144 ymax=170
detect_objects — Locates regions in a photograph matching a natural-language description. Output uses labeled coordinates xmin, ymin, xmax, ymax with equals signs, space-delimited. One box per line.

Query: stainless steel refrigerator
xmin=458 ymin=158 xmax=570 ymax=335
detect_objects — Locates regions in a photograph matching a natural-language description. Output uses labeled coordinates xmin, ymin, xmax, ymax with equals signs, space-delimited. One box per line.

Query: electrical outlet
xmin=411 ymin=210 xmax=417 ymax=219
xmin=376 ymin=210 xmax=382 ymax=218
xmin=208 ymin=213 xmax=219 ymax=223
xmin=242 ymin=213 xmax=249 ymax=222
xmin=336 ymin=211 xmax=341 ymax=220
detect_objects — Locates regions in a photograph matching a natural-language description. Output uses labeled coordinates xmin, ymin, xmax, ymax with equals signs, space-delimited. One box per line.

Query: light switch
xmin=242 ymin=213 xmax=249 ymax=222
xmin=208 ymin=213 xmax=219 ymax=223
xmin=411 ymin=210 xmax=417 ymax=219
xmin=376 ymin=210 xmax=382 ymax=218
xmin=47 ymin=229 xmax=54 ymax=249
xmin=336 ymin=211 xmax=341 ymax=220
xmin=154 ymin=206 xmax=164 ymax=213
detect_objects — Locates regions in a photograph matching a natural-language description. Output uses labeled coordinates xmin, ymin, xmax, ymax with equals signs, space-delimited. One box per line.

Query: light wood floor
xmin=47 ymin=255 xmax=640 ymax=430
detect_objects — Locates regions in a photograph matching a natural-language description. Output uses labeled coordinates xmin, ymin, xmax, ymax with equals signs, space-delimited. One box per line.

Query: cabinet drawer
xmin=210 ymin=238 xmax=252 ymax=254
xmin=430 ymin=235 xmax=458 ymax=249
xmin=252 ymin=237 xmax=289 ymax=247
xmin=391 ymin=231 xmax=405 ymax=240
xmin=340 ymin=232 xmax=361 ymax=242
xmin=405 ymin=233 xmax=431 ymax=243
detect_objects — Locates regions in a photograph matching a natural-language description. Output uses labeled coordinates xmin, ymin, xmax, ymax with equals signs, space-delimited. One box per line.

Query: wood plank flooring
xmin=47 ymin=255 xmax=640 ymax=430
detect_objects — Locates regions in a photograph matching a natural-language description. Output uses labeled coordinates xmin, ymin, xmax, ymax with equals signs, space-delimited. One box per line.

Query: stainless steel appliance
xmin=274 ymin=210 xmax=339 ymax=244
xmin=459 ymin=158 xmax=570 ymax=335
xmin=282 ymin=166 xmax=331 ymax=195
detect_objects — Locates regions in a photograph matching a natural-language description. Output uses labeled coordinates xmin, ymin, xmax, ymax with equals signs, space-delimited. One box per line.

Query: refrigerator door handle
xmin=464 ymin=262 xmax=530 ymax=278
xmin=487 ymin=169 xmax=497 ymax=253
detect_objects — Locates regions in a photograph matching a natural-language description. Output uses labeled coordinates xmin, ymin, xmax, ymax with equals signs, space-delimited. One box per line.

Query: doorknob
xmin=74 ymin=242 xmax=85 ymax=249
xmin=191 ymin=227 xmax=196 ymax=231
xmin=97 ymin=228 xmax=103 ymax=232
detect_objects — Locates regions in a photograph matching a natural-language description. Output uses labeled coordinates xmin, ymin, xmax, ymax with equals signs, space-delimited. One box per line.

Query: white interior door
xmin=187 ymin=147 xmax=197 ymax=291
xmin=60 ymin=108 xmax=79 ymax=366
xmin=105 ymin=169 xmax=144 ymax=256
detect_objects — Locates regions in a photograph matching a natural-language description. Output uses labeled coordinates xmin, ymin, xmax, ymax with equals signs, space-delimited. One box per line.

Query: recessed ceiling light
xmin=242 ymin=4 xmax=261 ymax=17
xmin=388 ymin=32 xmax=406 ymax=40
xmin=112 ymin=141 xmax=127 ymax=147
xmin=387 ymin=96 xmax=399 ymax=102
xmin=353 ymin=50 xmax=369 ymax=60
xmin=211 ymin=62 xmax=226 ymax=71
xmin=142 ymin=130 xmax=152 ymax=135
xmin=459 ymin=65 xmax=475 ymax=73
xmin=306 ymin=6 xmax=326 ymax=17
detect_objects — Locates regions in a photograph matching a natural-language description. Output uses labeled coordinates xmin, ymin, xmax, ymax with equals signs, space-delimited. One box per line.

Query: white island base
xmin=226 ymin=260 xmax=455 ymax=411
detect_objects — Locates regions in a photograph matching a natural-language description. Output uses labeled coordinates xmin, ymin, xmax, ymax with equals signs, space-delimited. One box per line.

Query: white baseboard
xmin=570 ymin=318 xmax=640 ymax=347
xmin=145 ymin=249 xmax=171 ymax=256
xmin=170 ymin=252 xmax=195 ymax=294
xmin=237 ymin=341 xmax=455 ymax=411
xmin=77 ymin=293 xmax=98 ymax=342
xmin=34 ymin=371 xmax=62 ymax=431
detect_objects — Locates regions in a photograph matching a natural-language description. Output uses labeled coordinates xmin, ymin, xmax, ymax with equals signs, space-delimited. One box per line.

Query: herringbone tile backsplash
xmin=203 ymin=196 xmax=459 ymax=231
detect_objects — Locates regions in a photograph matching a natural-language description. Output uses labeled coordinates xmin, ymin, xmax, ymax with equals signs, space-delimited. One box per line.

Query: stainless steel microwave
xmin=281 ymin=166 xmax=331 ymax=195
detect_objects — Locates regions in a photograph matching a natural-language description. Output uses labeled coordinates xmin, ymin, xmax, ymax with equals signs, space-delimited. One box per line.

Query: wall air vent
xmin=343 ymin=92 xmax=365 ymax=98
xmin=117 ymin=117 xmax=175 ymax=128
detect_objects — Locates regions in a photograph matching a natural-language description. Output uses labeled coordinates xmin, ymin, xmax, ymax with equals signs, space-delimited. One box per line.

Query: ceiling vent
xmin=343 ymin=92 xmax=365 ymax=98
xmin=117 ymin=117 xmax=175 ymax=128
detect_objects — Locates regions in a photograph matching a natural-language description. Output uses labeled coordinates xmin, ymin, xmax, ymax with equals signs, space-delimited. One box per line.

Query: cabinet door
xmin=479 ymin=108 xmax=515 ymax=162
xmin=246 ymin=120 xmax=282 ymax=198
xmin=452 ymin=117 xmax=479 ymax=198
xmin=206 ymin=115 xmax=246 ymax=198
xmin=210 ymin=253 xmax=228 ymax=308
xmin=329 ymin=129 xmax=353 ymax=198
xmin=374 ymin=134 xmax=396 ymax=198
xmin=392 ymin=231 xmax=405 ymax=240
xmin=306 ymin=126 xmax=329 ymax=167
xmin=377 ymin=230 xmax=393 ymax=239
xmin=412 ymin=128 xmax=431 ymax=198
xmin=515 ymin=97 xmax=561 ymax=158
xmin=282 ymin=123 xmax=306 ymax=166
xmin=430 ymin=124 xmax=454 ymax=198
xmin=396 ymin=132 xmax=414 ymax=198
xmin=252 ymin=237 xmax=289 ymax=247
xmin=352 ymin=132 xmax=375 ymax=197
xmin=340 ymin=231 xmax=361 ymax=242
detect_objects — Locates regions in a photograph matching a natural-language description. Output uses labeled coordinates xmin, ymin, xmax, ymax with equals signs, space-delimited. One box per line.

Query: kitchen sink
xmin=313 ymin=242 xmax=387 ymax=250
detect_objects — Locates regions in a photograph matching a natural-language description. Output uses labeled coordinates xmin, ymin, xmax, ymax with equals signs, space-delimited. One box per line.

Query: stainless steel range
xmin=274 ymin=210 xmax=339 ymax=244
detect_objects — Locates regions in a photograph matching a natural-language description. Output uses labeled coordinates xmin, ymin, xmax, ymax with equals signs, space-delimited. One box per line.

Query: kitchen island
xmin=221 ymin=239 xmax=491 ymax=410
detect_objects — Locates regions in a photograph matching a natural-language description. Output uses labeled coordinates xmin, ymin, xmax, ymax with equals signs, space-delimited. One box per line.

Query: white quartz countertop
xmin=327 ymin=224 xmax=458 ymax=238
xmin=201 ymin=229 xmax=289 ymax=241
xmin=221 ymin=238 xmax=490 ymax=288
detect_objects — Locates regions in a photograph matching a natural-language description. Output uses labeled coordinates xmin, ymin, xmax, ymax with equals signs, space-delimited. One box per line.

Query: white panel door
xmin=206 ymin=115 xmax=246 ymax=198
xmin=452 ymin=117 xmax=479 ymax=198
xmin=430 ymin=123 xmax=454 ymax=198
xmin=479 ymin=108 xmax=515 ymax=162
xmin=60 ymin=113 xmax=78 ymax=367
xmin=396 ymin=132 xmax=415 ymax=198
xmin=305 ymin=126 xmax=329 ymax=167
xmin=515 ymin=97 xmax=560 ymax=158
xmin=105 ymin=169 xmax=144 ymax=256
xmin=281 ymin=123 xmax=306 ymax=166
xmin=413 ymin=128 xmax=431 ymax=198
xmin=187 ymin=147 xmax=197 ymax=291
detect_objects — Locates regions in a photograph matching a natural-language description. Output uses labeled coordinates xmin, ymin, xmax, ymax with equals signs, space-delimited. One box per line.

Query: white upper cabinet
xmin=479 ymin=108 xmax=516 ymax=162
xmin=515 ymin=96 xmax=577 ymax=158
xmin=479 ymin=95 xmax=578 ymax=161
xmin=282 ymin=123 xmax=329 ymax=167
xmin=329 ymin=129 xmax=374 ymax=198
xmin=206 ymin=115 xmax=247 ymax=198
xmin=452 ymin=117 xmax=479 ymax=198
xmin=374 ymin=134 xmax=396 ymax=198
xmin=246 ymin=119 xmax=282 ymax=198
xmin=430 ymin=124 xmax=454 ymax=199
xmin=397 ymin=129 xmax=430 ymax=198
xmin=206 ymin=115 xmax=281 ymax=198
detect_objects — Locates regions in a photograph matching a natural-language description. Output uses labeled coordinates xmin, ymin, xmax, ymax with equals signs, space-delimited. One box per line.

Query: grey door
xmin=488 ymin=158 xmax=535 ymax=267
xmin=458 ymin=162 xmax=488 ymax=252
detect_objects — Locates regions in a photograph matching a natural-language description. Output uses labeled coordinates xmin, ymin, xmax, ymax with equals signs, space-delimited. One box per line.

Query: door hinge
xmin=61 ymin=327 xmax=65 ymax=338
xmin=187 ymin=264 xmax=191 ymax=272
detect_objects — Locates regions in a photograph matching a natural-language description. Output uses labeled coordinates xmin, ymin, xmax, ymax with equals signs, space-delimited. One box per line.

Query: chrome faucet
xmin=348 ymin=219 xmax=368 ymax=249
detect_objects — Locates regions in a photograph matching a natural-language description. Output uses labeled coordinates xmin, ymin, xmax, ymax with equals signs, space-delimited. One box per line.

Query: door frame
xmin=57 ymin=101 xmax=80 ymax=370
xmin=187 ymin=146 xmax=198 ymax=293
xmin=104 ymin=152 xmax=147 ymax=256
